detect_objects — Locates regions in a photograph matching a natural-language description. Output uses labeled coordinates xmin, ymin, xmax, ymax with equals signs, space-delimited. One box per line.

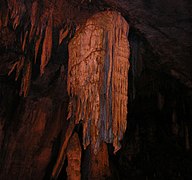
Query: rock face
xmin=68 ymin=11 xmax=130 ymax=153
xmin=66 ymin=133 xmax=81 ymax=180
xmin=89 ymin=142 xmax=111 ymax=179
xmin=103 ymin=0 xmax=192 ymax=88
xmin=0 ymin=0 xmax=192 ymax=180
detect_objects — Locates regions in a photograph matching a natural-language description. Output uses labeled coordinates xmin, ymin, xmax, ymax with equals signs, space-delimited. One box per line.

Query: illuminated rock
xmin=68 ymin=11 xmax=130 ymax=153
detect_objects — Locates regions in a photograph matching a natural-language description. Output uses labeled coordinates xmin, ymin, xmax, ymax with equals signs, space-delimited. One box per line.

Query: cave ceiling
xmin=0 ymin=0 xmax=192 ymax=179
xmin=0 ymin=0 xmax=191 ymax=88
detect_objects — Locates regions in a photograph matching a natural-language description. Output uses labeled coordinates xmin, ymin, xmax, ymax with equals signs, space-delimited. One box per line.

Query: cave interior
xmin=0 ymin=0 xmax=192 ymax=179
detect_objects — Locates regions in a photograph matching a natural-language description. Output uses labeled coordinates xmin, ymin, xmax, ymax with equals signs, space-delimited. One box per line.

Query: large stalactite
xmin=52 ymin=11 xmax=130 ymax=179
xmin=67 ymin=11 xmax=130 ymax=154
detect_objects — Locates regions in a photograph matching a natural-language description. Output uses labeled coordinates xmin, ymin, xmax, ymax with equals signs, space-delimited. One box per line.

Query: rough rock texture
xmin=89 ymin=142 xmax=111 ymax=180
xmin=0 ymin=0 xmax=191 ymax=179
xmin=103 ymin=0 xmax=192 ymax=88
xmin=0 ymin=66 xmax=69 ymax=179
xmin=68 ymin=11 xmax=130 ymax=153
xmin=66 ymin=133 xmax=81 ymax=180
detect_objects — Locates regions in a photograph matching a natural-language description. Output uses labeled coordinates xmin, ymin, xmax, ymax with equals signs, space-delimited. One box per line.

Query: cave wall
xmin=0 ymin=0 xmax=192 ymax=179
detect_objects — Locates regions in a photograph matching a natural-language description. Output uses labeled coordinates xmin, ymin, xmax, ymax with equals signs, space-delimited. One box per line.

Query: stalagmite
xmin=52 ymin=118 xmax=76 ymax=179
xmin=66 ymin=133 xmax=82 ymax=180
xmin=68 ymin=11 xmax=130 ymax=153
xmin=89 ymin=142 xmax=111 ymax=179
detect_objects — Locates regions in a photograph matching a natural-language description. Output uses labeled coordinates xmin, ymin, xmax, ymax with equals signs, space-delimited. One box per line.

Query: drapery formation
xmin=68 ymin=11 xmax=130 ymax=153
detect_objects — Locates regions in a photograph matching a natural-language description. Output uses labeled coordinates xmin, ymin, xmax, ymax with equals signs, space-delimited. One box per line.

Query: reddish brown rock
xmin=68 ymin=10 xmax=130 ymax=154
xmin=66 ymin=133 xmax=82 ymax=180
xmin=0 ymin=0 xmax=191 ymax=180
xmin=89 ymin=142 xmax=111 ymax=180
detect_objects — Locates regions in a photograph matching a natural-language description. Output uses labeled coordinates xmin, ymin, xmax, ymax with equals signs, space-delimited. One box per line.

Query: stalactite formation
xmin=68 ymin=11 xmax=130 ymax=153
xmin=40 ymin=10 xmax=53 ymax=75
xmin=4 ymin=0 xmax=73 ymax=97
xmin=7 ymin=0 xmax=26 ymax=30
xmin=19 ymin=60 xmax=32 ymax=97
xmin=0 ymin=0 xmax=192 ymax=179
